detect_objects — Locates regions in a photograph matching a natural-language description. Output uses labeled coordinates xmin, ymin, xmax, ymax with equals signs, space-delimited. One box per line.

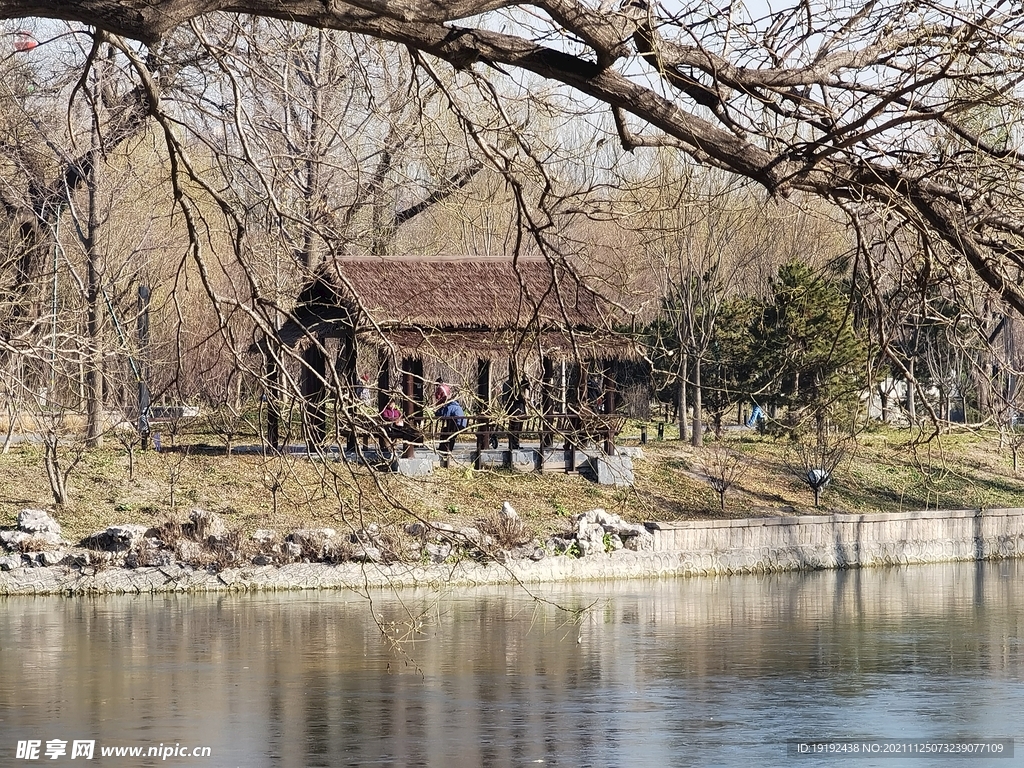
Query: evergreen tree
xmin=748 ymin=262 xmax=866 ymax=425
xmin=702 ymin=296 xmax=756 ymax=435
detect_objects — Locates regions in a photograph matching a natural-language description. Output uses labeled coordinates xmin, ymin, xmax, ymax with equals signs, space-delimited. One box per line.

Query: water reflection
xmin=1 ymin=561 xmax=1022 ymax=767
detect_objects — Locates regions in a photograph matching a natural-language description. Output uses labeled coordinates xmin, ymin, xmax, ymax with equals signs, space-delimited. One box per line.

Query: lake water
xmin=2 ymin=561 xmax=1023 ymax=767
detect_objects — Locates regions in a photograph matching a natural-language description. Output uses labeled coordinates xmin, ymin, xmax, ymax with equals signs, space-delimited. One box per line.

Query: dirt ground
xmin=2 ymin=421 xmax=1023 ymax=545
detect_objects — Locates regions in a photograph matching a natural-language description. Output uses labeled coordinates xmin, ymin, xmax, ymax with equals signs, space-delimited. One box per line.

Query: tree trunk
xmin=265 ymin=352 xmax=281 ymax=450
xmin=677 ymin=357 xmax=688 ymax=441
xmin=43 ymin=440 xmax=68 ymax=507
xmin=3 ymin=399 xmax=18 ymax=455
xmin=298 ymin=30 xmax=326 ymax=270
xmin=691 ymin=357 xmax=703 ymax=447
xmin=84 ymin=163 xmax=104 ymax=448
xmin=977 ymin=355 xmax=993 ymax=420
xmin=370 ymin=150 xmax=397 ymax=256
xmin=906 ymin=359 xmax=916 ymax=425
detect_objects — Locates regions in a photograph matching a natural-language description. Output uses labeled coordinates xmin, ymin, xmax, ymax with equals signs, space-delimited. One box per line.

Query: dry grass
xmin=478 ymin=508 xmax=533 ymax=549
xmin=2 ymin=423 xmax=1024 ymax=545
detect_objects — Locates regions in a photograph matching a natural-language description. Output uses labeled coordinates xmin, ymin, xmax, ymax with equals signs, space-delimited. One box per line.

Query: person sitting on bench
xmin=381 ymin=395 xmax=422 ymax=450
xmin=434 ymin=383 xmax=467 ymax=454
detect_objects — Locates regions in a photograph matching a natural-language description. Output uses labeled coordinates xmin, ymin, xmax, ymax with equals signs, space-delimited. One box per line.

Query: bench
xmin=145 ymin=405 xmax=201 ymax=423
xmin=342 ymin=410 xmax=626 ymax=465
xmin=421 ymin=412 xmax=625 ymax=458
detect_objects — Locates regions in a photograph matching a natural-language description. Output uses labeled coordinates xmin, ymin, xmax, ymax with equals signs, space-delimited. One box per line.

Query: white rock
xmin=18 ymin=509 xmax=61 ymax=536
xmin=252 ymin=529 xmax=278 ymax=545
xmin=174 ymin=539 xmax=204 ymax=563
xmin=287 ymin=529 xmax=337 ymax=558
xmin=577 ymin=523 xmax=607 ymax=556
xmin=623 ymin=531 xmax=655 ymax=552
xmin=3 ymin=530 xmax=63 ymax=550
xmin=0 ymin=530 xmax=31 ymax=550
xmin=352 ymin=527 xmax=379 ymax=545
xmin=457 ymin=526 xmax=484 ymax=545
xmin=405 ymin=522 xmax=428 ymax=537
xmin=189 ymin=509 xmax=228 ymax=540
xmin=424 ymin=541 xmax=452 ymax=562
xmin=37 ymin=550 xmax=64 ymax=567
xmin=105 ymin=525 xmax=150 ymax=550
xmin=350 ymin=545 xmax=382 ymax=563
xmin=0 ymin=554 xmax=24 ymax=571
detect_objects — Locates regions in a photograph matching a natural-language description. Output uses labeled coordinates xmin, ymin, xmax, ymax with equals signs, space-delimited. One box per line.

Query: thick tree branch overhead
xmin=5 ymin=0 xmax=1024 ymax=313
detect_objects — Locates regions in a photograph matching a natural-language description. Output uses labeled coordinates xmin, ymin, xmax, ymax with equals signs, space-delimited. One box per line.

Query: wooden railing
xmin=341 ymin=410 xmax=625 ymax=463
xmin=418 ymin=412 xmax=624 ymax=459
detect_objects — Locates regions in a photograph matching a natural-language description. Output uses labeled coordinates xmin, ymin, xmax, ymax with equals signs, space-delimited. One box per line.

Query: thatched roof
xmin=334 ymin=256 xmax=616 ymax=329
xmin=273 ymin=256 xmax=636 ymax=359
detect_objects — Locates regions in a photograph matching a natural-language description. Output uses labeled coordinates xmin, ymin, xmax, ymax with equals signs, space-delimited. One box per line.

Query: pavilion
xmin=260 ymin=255 xmax=638 ymax=470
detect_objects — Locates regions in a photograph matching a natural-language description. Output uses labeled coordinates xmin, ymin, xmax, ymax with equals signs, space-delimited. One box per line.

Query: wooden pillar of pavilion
xmin=541 ymin=356 xmax=555 ymax=449
xmin=302 ymin=342 xmax=328 ymax=448
xmin=572 ymin=362 xmax=585 ymax=403
xmin=376 ymin=348 xmax=391 ymax=412
xmin=475 ymin=358 xmax=492 ymax=466
xmin=602 ymin=359 xmax=618 ymax=455
xmin=337 ymin=331 xmax=358 ymax=453
xmin=475 ymin=358 xmax=492 ymax=405
xmin=562 ymin=360 xmax=575 ymax=472
xmin=400 ymin=356 xmax=423 ymax=458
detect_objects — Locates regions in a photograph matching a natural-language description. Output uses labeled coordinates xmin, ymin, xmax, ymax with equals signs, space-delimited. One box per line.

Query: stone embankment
xmin=1 ymin=506 xmax=1023 ymax=595
xmin=647 ymin=507 xmax=1024 ymax=570
xmin=0 ymin=504 xmax=654 ymax=595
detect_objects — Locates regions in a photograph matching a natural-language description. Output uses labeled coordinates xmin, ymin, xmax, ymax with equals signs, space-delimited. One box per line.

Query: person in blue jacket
xmin=434 ymin=382 xmax=467 ymax=453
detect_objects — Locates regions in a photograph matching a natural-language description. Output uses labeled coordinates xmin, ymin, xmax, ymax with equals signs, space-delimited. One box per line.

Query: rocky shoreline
xmin=0 ymin=505 xmax=658 ymax=595
xmin=0 ymin=551 xmax=703 ymax=595
xmin=8 ymin=506 xmax=1024 ymax=595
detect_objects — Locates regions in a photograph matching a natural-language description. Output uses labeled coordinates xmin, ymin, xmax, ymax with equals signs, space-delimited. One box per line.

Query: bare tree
xmin=34 ymin=398 xmax=86 ymax=508
xmin=113 ymin=419 xmax=141 ymax=479
xmin=786 ymin=421 xmax=853 ymax=509
xmin=696 ymin=443 xmax=747 ymax=511
xmin=632 ymin=160 xmax=825 ymax=445
xmin=8 ymin=1 xmax=1024 ymax=539
xmin=2 ymin=1 xmax=1024 ymax=330
xmin=0 ymin=360 xmax=27 ymax=453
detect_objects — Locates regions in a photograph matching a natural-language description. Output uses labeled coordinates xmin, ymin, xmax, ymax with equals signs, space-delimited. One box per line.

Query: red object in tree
xmin=14 ymin=31 xmax=37 ymax=52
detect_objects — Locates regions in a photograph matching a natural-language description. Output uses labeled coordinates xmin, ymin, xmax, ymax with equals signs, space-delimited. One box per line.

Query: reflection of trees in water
xmin=644 ymin=564 xmax=1024 ymax=682
xmin=1 ymin=566 xmax=1023 ymax=764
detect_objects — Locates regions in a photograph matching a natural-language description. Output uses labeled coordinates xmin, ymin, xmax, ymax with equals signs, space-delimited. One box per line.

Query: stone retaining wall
xmin=2 ymin=507 xmax=1022 ymax=595
xmin=0 ymin=554 xmax=694 ymax=595
xmin=647 ymin=507 xmax=1024 ymax=572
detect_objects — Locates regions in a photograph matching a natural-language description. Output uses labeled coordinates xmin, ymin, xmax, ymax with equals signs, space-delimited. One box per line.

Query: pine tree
xmin=702 ymin=296 xmax=756 ymax=435
xmin=748 ymin=262 xmax=866 ymax=426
